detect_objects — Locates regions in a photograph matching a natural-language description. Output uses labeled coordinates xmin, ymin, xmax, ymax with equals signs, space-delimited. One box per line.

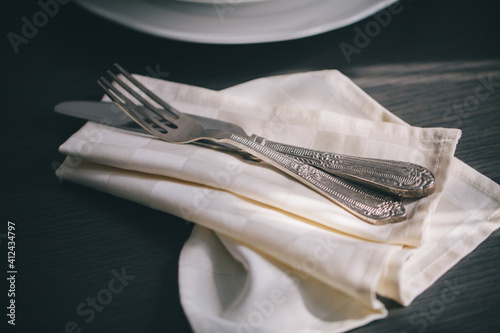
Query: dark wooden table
xmin=2 ymin=0 xmax=499 ymax=332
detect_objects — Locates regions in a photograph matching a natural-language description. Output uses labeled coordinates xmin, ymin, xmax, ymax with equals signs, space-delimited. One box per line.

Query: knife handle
xmin=251 ymin=135 xmax=435 ymax=198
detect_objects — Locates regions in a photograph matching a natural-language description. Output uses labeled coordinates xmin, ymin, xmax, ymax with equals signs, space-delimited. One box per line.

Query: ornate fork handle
xmin=214 ymin=132 xmax=406 ymax=225
xmin=251 ymin=135 xmax=435 ymax=198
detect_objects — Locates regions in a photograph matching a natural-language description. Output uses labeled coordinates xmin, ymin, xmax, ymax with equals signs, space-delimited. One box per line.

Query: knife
xmin=55 ymin=101 xmax=435 ymax=198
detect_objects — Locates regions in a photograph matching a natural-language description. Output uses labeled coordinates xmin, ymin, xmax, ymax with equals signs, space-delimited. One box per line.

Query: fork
xmin=98 ymin=64 xmax=406 ymax=224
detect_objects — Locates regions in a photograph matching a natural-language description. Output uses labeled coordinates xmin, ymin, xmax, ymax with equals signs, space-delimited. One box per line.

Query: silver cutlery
xmin=97 ymin=64 xmax=407 ymax=224
xmin=55 ymin=101 xmax=434 ymax=198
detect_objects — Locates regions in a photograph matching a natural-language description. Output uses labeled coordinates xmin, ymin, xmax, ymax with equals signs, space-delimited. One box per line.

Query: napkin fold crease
xmin=57 ymin=70 xmax=500 ymax=332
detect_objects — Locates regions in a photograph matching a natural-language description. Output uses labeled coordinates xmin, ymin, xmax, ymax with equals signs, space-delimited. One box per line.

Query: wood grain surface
xmin=2 ymin=0 xmax=499 ymax=332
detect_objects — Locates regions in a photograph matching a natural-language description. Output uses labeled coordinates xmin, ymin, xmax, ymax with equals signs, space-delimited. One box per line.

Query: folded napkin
xmin=56 ymin=71 xmax=500 ymax=332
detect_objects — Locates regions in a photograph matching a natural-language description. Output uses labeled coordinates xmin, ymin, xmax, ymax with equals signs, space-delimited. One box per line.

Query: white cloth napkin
xmin=56 ymin=71 xmax=500 ymax=332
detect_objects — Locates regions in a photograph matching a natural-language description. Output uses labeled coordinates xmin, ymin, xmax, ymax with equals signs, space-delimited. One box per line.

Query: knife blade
xmin=55 ymin=101 xmax=247 ymax=137
xmin=54 ymin=100 xmax=255 ymax=154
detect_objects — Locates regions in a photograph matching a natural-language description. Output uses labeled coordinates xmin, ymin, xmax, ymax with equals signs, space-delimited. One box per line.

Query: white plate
xmin=173 ymin=0 xmax=268 ymax=3
xmin=75 ymin=0 xmax=398 ymax=44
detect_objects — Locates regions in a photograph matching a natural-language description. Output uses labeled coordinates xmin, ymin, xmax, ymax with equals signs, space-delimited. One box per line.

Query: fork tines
xmin=97 ymin=63 xmax=179 ymax=135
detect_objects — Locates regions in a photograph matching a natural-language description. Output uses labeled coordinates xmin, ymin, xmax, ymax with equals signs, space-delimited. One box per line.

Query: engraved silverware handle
xmin=216 ymin=132 xmax=406 ymax=225
xmin=251 ymin=135 xmax=435 ymax=198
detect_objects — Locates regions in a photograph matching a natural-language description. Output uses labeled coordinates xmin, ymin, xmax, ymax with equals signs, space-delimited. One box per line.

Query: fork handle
xmin=217 ymin=133 xmax=406 ymax=225
xmin=251 ymin=135 xmax=435 ymax=198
